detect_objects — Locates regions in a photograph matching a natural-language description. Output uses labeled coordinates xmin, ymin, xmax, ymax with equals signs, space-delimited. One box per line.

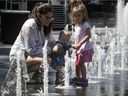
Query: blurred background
xmin=0 ymin=0 xmax=128 ymax=44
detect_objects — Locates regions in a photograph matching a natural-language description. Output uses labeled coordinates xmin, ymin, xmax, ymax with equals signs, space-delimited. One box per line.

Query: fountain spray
xmin=40 ymin=40 xmax=49 ymax=95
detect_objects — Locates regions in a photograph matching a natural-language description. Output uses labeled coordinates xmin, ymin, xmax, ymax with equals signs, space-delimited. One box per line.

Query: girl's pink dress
xmin=74 ymin=21 xmax=94 ymax=65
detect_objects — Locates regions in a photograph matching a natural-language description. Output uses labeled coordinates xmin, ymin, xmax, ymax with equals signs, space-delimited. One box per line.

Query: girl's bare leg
xmin=76 ymin=65 xmax=81 ymax=78
xmin=80 ymin=63 xmax=87 ymax=80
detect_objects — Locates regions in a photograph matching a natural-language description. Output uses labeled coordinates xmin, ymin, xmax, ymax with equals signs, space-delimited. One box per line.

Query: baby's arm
xmin=53 ymin=43 xmax=64 ymax=54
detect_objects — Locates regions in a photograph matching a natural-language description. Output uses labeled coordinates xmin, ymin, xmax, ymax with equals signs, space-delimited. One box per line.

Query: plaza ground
xmin=0 ymin=33 xmax=128 ymax=96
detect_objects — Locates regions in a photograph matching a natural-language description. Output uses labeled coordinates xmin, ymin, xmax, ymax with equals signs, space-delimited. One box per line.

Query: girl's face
xmin=40 ymin=12 xmax=54 ymax=26
xmin=71 ymin=15 xmax=77 ymax=25
xmin=72 ymin=11 xmax=83 ymax=25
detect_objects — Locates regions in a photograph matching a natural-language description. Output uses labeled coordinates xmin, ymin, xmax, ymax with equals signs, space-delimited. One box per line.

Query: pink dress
xmin=74 ymin=21 xmax=94 ymax=65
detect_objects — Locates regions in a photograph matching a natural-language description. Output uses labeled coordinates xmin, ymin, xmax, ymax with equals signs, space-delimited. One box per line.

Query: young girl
xmin=71 ymin=4 xmax=94 ymax=85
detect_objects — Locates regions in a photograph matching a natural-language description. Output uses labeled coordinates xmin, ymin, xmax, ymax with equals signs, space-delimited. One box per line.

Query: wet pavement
xmin=1 ymin=43 xmax=128 ymax=96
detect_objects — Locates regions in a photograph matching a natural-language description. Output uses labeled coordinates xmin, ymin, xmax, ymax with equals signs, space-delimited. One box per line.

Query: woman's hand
xmin=47 ymin=56 xmax=52 ymax=65
xmin=26 ymin=55 xmax=52 ymax=65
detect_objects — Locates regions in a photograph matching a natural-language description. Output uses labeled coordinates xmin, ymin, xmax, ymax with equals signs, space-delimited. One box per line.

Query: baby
xmin=51 ymin=28 xmax=72 ymax=85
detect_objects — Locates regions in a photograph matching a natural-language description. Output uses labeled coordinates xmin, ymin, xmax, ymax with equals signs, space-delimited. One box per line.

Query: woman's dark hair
xmin=30 ymin=2 xmax=53 ymax=18
xmin=30 ymin=2 xmax=53 ymax=38
xmin=43 ymin=22 xmax=52 ymax=37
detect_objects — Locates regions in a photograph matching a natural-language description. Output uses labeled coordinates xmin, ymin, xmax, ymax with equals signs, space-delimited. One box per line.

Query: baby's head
xmin=52 ymin=26 xmax=72 ymax=54
xmin=59 ymin=28 xmax=72 ymax=43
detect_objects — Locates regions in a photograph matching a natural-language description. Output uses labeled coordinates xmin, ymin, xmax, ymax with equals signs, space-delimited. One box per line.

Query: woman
xmin=9 ymin=2 xmax=55 ymax=81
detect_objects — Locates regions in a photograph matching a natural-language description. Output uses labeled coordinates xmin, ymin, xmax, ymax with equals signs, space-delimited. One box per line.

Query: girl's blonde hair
xmin=71 ymin=4 xmax=88 ymax=24
xmin=69 ymin=0 xmax=84 ymax=11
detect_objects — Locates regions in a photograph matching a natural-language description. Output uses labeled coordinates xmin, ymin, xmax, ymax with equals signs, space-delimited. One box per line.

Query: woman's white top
xmin=9 ymin=18 xmax=55 ymax=59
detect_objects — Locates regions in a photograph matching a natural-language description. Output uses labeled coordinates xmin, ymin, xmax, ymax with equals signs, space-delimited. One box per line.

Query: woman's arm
xmin=26 ymin=55 xmax=43 ymax=65
xmin=22 ymin=26 xmax=43 ymax=56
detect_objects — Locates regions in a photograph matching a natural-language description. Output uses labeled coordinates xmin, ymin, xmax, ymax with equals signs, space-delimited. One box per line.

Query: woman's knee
xmin=27 ymin=63 xmax=40 ymax=73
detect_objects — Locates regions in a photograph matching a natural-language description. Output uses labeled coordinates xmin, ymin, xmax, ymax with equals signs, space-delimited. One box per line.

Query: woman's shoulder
xmin=20 ymin=18 xmax=38 ymax=34
xmin=22 ymin=18 xmax=37 ymax=29
xmin=24 ymin=18 xmax=35 ymax=25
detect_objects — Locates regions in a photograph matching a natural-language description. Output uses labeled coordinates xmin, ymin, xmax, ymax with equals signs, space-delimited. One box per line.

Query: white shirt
xmin=74 ymin=21 xmax=93 ymax=53
xmin=9 ymin=18 xmax=55 ymax=59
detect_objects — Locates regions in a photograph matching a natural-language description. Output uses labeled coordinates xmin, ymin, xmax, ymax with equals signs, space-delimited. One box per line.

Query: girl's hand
xmin=71 ymin=43 xmax=81 ymax=49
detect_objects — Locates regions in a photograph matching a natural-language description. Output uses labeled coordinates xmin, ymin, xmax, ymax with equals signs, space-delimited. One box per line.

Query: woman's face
xmin=40 ymin=12 xmax=54 ymax=26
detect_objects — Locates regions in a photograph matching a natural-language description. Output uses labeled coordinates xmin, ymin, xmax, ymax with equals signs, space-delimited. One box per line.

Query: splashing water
xmin=64 ymin=51 xmax=70 ymax=87
xmin=89 ymin=0 xmax=128 ymax=81
xmin=55 ymin=51 xmax=72 ymax=89
xmin=16 ymin=51 xmax=23 ymax=96
xmin=70 ymin=49 xmax=76 ymax=79
xmin=55 ymin=50 xmax=81 ymax=90
xmin=1 ymin=49 xmax=29 ymax=96
xmin=40 ymin=40 xmax=49 ymax=95
xmin=32 ymin=40 xmax=62 ymax=96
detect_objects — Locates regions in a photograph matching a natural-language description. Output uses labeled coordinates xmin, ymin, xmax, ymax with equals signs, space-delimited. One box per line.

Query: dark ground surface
xmin=1 ymin=43 xmax=128 ymax=96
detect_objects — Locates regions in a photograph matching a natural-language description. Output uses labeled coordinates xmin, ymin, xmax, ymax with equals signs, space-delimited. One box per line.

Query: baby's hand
xmin=53 ymin=45 xmax=64 ymax=54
